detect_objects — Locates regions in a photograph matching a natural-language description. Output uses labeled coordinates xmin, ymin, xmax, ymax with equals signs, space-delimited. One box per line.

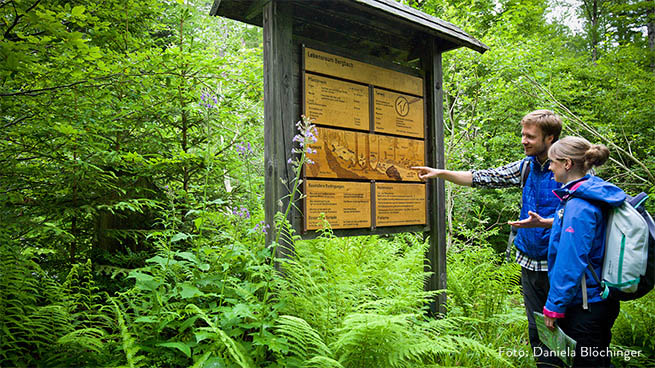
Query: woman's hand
xmin=544 ymin=315 xmax=557 ymax=331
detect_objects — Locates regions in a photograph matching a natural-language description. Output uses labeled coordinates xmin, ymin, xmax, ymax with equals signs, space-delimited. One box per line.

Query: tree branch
xmin=3 ymin=0 xmax=42 ymax=40
xmin=519 ymin=72 xmax=655 ymax=186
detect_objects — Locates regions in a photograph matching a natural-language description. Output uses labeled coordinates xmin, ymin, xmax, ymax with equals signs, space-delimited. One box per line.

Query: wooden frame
xmin=213 ymin=0 xmax=487 ymax=316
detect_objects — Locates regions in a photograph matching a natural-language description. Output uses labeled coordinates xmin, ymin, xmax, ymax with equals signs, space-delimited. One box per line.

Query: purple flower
xmin=200 ymin=91 xmax=217 ymax=109
xmin=253 ymin=220 xmax=270 ymax=234
xmin=232 ymin=206 xmax=250 ymax=219
xmin=289 ymin=116 xmax=319 ymax=166
xmin=236 ymin=142 xmax=253 ymax=157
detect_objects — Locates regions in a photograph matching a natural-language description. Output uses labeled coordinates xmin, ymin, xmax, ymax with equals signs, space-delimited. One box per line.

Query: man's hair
xmin=520 ymin=110 xmax=562 ymax=142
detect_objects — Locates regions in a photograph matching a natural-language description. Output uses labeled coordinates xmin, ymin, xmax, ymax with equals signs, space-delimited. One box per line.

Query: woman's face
xmin=548 ymin=155 xmax=570 ymax=183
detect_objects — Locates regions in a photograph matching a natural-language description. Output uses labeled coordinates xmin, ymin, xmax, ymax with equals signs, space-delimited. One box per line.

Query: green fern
xmin=114 ymin=300 xmax=147 ymax=368
xmin=275 ymin=315 xmax=339 ymax=367
xmin=185 ymin=303 xmax=255 ymax=368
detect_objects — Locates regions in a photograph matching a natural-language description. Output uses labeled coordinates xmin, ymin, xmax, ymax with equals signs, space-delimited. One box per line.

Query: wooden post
xmin=263 ymin=0 xmax=296 ymax=259
xmin=425 ymin=39 xmax=447 ymax=316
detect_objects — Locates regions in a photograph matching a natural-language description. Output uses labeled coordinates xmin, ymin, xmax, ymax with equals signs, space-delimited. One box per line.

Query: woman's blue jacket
xmin=544 ymin=175 xmax=625 ymax=316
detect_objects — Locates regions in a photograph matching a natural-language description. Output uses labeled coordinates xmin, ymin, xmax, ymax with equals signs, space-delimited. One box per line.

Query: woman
xmin=543 ymin=136 xmax=624 ymax=367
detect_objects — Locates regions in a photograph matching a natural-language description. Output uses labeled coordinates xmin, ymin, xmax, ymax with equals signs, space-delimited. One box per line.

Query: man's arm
xmin=414 ymin=159 xmax=524 ymax=188
xmin=412 ymin=166 xmax=472 ymax=186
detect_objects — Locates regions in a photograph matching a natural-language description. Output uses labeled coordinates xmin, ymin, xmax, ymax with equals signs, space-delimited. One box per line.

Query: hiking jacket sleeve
xmin=544 ymin=198 xmax=602 ymax=316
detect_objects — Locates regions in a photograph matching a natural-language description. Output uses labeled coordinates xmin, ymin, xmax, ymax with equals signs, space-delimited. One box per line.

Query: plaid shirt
xmin=471 ymin=159 xmax=549 ymax=272
xmin=515 ymin=250 xmax=549 ymax=271
xmin=471 ymin=159 xmax=524 ymax=188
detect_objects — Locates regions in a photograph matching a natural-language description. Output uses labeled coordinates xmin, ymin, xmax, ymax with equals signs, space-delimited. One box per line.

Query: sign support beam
xmin=263 ymin=1 xmax=297 ymax=259
xmin=425 ymin=39 xmax=447 ymax=316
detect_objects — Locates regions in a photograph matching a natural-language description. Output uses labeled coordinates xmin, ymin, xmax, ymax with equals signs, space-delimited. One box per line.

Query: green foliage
xmin=611 ymin=291 xmax=655 ymax=367
xmin=446 ymin=245 xmax=522 ymax=319
xmin=1 ymin=0 xmax=654 ymax=367
xmin=0 ymin=243 xmax=114 ymax=367
xmin=1 ymin=0 xmax=265 ymax=281
xmin=273 ymin=232 xmax=514 ymax=367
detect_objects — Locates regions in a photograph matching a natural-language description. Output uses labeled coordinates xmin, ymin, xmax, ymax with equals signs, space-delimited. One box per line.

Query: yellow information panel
xmin=300 ymin=47 xmax=428 ymax=231
xmin=304 ymin=180 xmax=371 ymax=231
xmin=305 ymin=74 xmax=369 ymax=131
xmin=374 ymin=88 xmax=424 ymax=139
xmin=375 ymin=183 xmax=426 ymax=227
xmin=304 ymin=127 xmax=424 ymax=182
xmin=304 ymin=48 xmax=423 ymax=96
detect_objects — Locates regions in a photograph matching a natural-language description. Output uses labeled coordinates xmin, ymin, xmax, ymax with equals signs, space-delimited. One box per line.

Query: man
xmin=413 ymin=110 xmax=562 ymax=367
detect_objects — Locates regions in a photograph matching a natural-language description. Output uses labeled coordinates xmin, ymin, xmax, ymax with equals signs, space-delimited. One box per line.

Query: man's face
xmin=521 ymin=124 xmax=553 ymax=158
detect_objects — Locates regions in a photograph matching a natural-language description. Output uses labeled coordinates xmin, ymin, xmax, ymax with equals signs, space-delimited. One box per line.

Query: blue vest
xmin=514 ymin=157 xmax=561 ymax=260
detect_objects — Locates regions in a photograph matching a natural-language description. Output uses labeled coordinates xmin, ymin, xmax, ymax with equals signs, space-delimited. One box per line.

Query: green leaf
xmin=157 ymin=341 xmax=192 ymax=358
xmin=71 ymin=5 xmax=85 ymax=17
xmin=128 ymin=271 xmax=163 ymax=291
xmin=195 ymin=331 xmax=214 ymax=343
xmin=134 ymin=316 xmax=159 ymax=323
xmin=171 ymin=232 xmax=190 ymax=243
xmin=179 ymin=283 xmax=204 ymax=299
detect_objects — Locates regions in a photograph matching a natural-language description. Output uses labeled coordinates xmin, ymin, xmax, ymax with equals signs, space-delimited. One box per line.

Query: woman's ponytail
xmin=583 ymin=144 xmax=610 ymax=171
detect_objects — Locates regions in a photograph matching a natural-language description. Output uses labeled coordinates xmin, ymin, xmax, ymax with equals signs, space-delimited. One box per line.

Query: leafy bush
xmin=611 ymin=291 xmax=655 ymax=367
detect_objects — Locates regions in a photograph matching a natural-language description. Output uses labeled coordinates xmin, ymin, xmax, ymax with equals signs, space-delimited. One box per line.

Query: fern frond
xmin=113 ymin=300 xmax=146 ymax=368
xmin=57 ymin=327 xmax=106 ymax=352
xmin=185 ymin=303 xmax=254 ymax=368
xmin=304 ymin=355 xmax=345 ymax=368
xmin=275 ymin=315 xmax=332 ymax=359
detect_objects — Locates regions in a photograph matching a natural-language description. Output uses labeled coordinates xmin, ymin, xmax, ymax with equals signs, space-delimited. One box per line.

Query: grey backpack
xmin=582 ymin=192 xmax=655 ymax=307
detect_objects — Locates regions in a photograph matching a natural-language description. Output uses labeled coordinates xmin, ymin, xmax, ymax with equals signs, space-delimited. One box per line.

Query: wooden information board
xmin=304 ymin=74 xmax=369 ymax=131
xmin=304 ymin=180 xmax=371 ymax=230
xmin=375 ymin=183 xmax=426 ymax=227
xmin=302 ymin=47 xmax=427 ymax=231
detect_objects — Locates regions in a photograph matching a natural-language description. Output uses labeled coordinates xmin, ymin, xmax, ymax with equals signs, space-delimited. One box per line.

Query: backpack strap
xmin=519 ymin=158 xmax=531 ymax=188
xmin=581 ymin=274 xmax=588 ymax=310
xmin=505 ymin=159 xmax=532 ymax=262
xmin=582 ymin=262 xmax=608 ymax=310
xmin=630 ymin=192 xmax=648 ymax=209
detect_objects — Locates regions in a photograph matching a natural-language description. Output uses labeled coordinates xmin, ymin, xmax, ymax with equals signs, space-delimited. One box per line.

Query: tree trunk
xmin=648 ymin=0 xmax=655 ymax=71
xmin=583 ymin=0 xmax=601 ymax=63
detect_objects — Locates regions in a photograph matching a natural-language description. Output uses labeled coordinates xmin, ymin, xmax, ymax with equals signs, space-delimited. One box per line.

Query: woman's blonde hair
xmin=548 ymin=136 xmax=610 ymax=172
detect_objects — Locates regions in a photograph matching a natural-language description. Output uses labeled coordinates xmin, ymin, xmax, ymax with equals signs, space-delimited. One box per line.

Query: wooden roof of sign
xmin=210 ymin=0 xmax=489 ymax=55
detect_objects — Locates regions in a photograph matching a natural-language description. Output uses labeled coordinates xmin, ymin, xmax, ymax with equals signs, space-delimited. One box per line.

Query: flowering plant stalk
xmin=273 ymin=116 xmax=318 ymax=250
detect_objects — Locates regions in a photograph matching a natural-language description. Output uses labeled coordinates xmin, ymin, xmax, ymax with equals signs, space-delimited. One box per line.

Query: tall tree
xmin=581 ymin=0 xmax=607 ymax=62
xmin=1 ymin=0 xmax=263 ymax=274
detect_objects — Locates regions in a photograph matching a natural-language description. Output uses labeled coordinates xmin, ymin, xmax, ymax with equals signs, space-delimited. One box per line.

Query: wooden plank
xmin=302 ymin=224 xmax=428 ymax=238
xmin=304 ymin=73 xmax=369 ymax=131
xmin=304 ymin=127 xmax=424 ymax=182
xmin=304 ymin=180 xmax=371 ymax=230
xmin=210 ymin=0 xmax=489 ymax=54
xmin=349 ymin=0 xmax=488 ymax=53
xmin=305 ymin=48 xmax=423 ymax=96
xmin=425 ymin=38 xmax=447 ymax=316
xmin=263 ymin=0 xmax=296 ymax=257
xmin=373 ymin=88 xmax=424 ymax=138
xmin=293 ymin=3 xmax=418 ymax=62
xmin=375 ymin=182 xmax=426 ymax=226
